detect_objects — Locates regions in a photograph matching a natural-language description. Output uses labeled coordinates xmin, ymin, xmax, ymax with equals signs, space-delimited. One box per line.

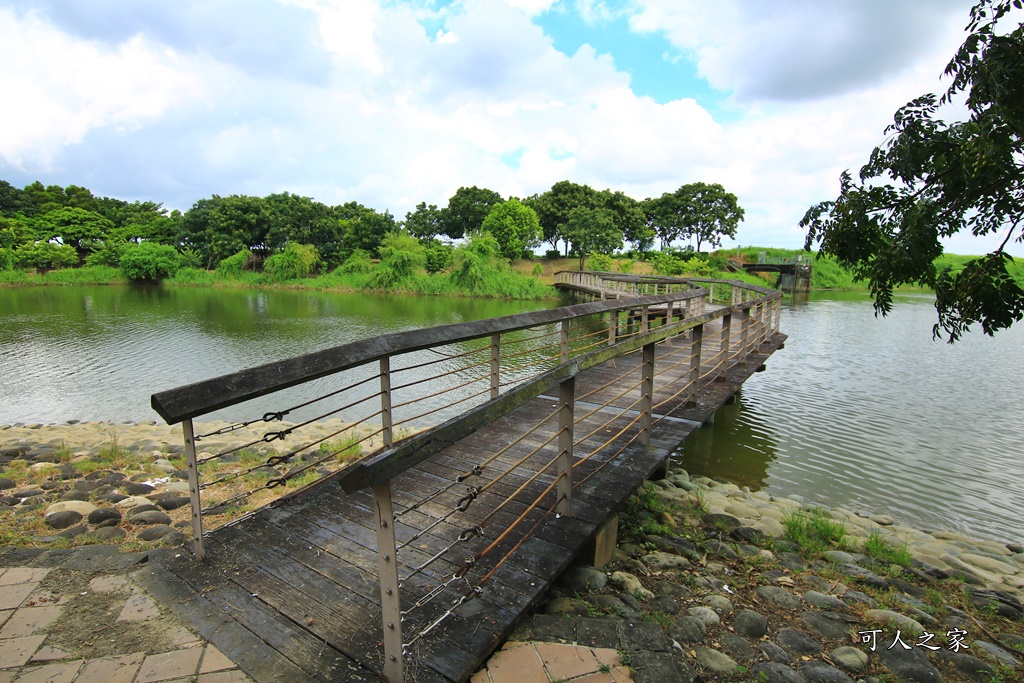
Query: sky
xmin=0 ymin=0 xmax=1015 ymax=256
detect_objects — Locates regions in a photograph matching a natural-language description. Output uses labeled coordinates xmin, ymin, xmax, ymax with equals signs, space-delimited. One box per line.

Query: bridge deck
xmin=138 ymin=315 xmax=785 ymax=682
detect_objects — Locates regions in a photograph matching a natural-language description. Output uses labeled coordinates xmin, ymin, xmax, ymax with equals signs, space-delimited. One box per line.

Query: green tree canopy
xmin=563 ymin=206 xmax=623 ymax=269
xmin=528 ymin=181 xmax=598 ymax=255
xmin=36 ymin=207 xmax=113 ymax=262
xmin=646 ymin=183 xmax=743 ymax=252
xmin=480 ymin=198 xmax=541 ymax=259
xmin=404 ymin=202 xmax=445 ymax=241
xmin=802 ymin=0 xmax=1024 ymax=341
xmin=443 ymin=186 xmax=504 ymax=239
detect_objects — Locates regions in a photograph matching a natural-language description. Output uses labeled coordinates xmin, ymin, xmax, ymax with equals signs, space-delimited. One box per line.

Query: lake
xmin=2 ymin=285 xmax=1021 ymax=544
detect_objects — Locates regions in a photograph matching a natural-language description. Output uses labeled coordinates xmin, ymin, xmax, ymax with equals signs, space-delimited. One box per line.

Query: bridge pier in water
xmin=141 ymin=272 xmax=786 ymax=682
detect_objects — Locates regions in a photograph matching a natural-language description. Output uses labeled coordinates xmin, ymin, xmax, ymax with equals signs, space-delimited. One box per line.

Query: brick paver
xmin=135 ymin=647 xmax=204 ymax=683
xmin=196 ymin=670 xmax=251 ymax=683
xmin=117 ymin=591 xmax=160 ymax=623
xmin=198 ymin=645 xmax=235 ymax=674
xmin=0 ymin=569 xmax=49 ymax=587
xmin=535 ymin=641 xmax=602 ymax=680
xmin=486 ymin=642 xmax=548 ymax=683
xmin=0 ymin=583 xmax=37 ymax=611
xmin=8 ymin=659 xmax=83 ymax=683
xmin=0 ymin=634 xmax=46 ymax=669
xmin=75 ymin=652 xmax=146 ymax=683
xmin=0 ymin=605 xmax=62 ymax=639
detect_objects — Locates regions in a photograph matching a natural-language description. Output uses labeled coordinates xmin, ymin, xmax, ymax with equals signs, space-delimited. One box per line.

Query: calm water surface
xmin=680 ymin=291 xmax=1024 ymax=544
xmin=2 ymin=286 xmax=1021 ymax=543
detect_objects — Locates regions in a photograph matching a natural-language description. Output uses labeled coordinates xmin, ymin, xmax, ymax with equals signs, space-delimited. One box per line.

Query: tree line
xmin=0 ymin=177 xmax=744 ymax=280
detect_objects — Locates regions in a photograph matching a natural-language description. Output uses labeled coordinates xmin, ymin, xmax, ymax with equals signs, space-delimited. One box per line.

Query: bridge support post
xmin=372 ymin=482 xmax=403 ymax=683
xmin=557 ymin=376 xmax=574 ymax=516
xmin=640 ymin=342 xmax=655 ymax=445
xmin=490 ymin=334 xmax=501 ymax=400
xmin=689 ymin=323 xmax=703 ymax=395
xmin=182 ymin=418 xmax=205 ymax=561
xmin=380 ymin=358 xmax=393 ymax=449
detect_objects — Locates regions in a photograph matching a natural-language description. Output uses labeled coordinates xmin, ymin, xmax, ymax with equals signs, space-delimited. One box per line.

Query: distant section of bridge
xmin=142 ymin=272 xmax=786 ymax=683
xmin=740 ymin=253 xmax=813 ymax=293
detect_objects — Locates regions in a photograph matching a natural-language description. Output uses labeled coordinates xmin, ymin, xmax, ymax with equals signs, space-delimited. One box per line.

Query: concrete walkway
xmin=0 ymin=551 xmax=632 ymax=683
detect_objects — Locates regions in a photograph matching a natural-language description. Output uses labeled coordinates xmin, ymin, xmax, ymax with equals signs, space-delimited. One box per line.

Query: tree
xmin=528 ymin=181 xmax=598 ymax=255
xmin=647 ymin=183 xmax=744 ymax=252
xmin=263 ymin=242 xmax=321 ymax=281
xmin=599 ymin=189 xmax=651 ymax=252
xmin=562 ymin=206 xmax=623 ymax=270
xmin=0 ymin=181 xmax=34 ymax=217
xmin=679 ymin=182 xmax=744 ymax=252
xmin=802 ymin=0 xmax=1024 ymax=341
xmin=443 ymin=186 xmax=504 ymax=239
xmin=36 ymin=207 xmax=113 ymax=263
xmin=480 ymin=199 xmax=541 ymax=260
xmin=404 ymin=202 xmax=445 ymax=241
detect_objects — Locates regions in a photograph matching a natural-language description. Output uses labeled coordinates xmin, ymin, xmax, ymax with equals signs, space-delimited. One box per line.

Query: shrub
xmin=85 ymin=240 xmax=129 ymax=267
xmin=366 ymin=231 xmax=425 ymax=289
xmin=119 ymin=242 xmax=182 ymax=282
xmin=14 ymin=241 xmax=78 ymax=272
xmin=336 ymin=249 xmax=375 ymax=275
xmin=618 ymin=259 xmax=634 ymax=274
xmin=217 ymin=249 xmax=255 ymax=276
xmin=424 ymin=240 xmax=454 ymax=274
xmin=179 ymin=248 xmax=203 ymax=269
xmin=263 ymin=243 xmax=321 ymax=281
xmin=587 ymin=252 xmax=613 ymax=272
xmin=531 ymin=262 xmax=544 ymax=277
xmin=544 ymin=249 xmax=560 ymax=259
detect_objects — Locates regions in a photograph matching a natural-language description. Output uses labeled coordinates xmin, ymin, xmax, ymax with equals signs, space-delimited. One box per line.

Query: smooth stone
xmin=732 ymin=609 xmax=768 ymax=638
xmin=968 ymin=589 xmax=1023 ymax=620
xmin=973 ymin=641 xmax=1022 ymax=668
xmin=592 ymin=594 xmax=635 ymax=618
xmin=871 ymin=514 xmax=894 ymax=526
xmin=557 ymin=566 xmax=608 ymax=593
xmin=160 ymin=530 xmax=188 ymax=546
xmin=823 ymin=550 xmax=860 ymax=564
xmin=703 ymin=539 xmax=739 ymax=560
xmin=57 ymin=524 xmax=88 ymax=539
xmin=44 ymin=500 xmax=97 ymax=517
xmin=876 ymin=644 xmax=942 ymax=683
xmin=154 ymin=495 xmax=191 ymax=511
xmin=932 ymin=649 xmax=997 ymax=677
xmin=804 ymin=590 xmax=848 ymax=610
xmin=718 ymin=633 xmax=754 ymax=660
xmin=647 ymin=595 xmax=680 ymax=615
xmin=115 ymin=495 xmax=152 ymax=508
xmin=58 ymin=490 xmax=92 ymax=502
xmin=44 ymin=510 xmax=83 ymax=529
xmin=668 ymin=616 xmax=706 ymax=643
xmin=610 ymin=571 xmax=654 ymax=600
xmin=686 ymin=606 xmax=720 ymax=627
xmin=841 ymin=590 xmax=876 ymax=606
xmin=136 ymin=524 xmax=175 ymax=542
xmin=997 ymin=633 xmax=1024 ymax=651
xmin=641 ymin=551 xmax=690 ymax=571
xmin=0 ymin=477 xmax=14 ymax=490
xmin=128 ymin=510 xmax=172 ymax=526
xmin=799 ymin=662 xmax=855 ymax=683
xmin=693 ymin=647 xmax=737 ymax=674
xmin=755 ymin=586 xmax=803 ymax=609
xmin=543 ymin=597 xmax=590 ymax=617
xmin=125 ymin=504 xmax=162 ymax=517
xmin=800 ymin=611 xmax=860 ymax=641
xmin=829 ymin=646 xmax=869 ymax=673
xmin=654 ymin=580 xmax=692 ymax=599
xmin=961 ymin=553 xmax=1019 ymax=576
xmin=863 ymin=609 xmax=925 ymax=637
xmin=776 ymin=627 xmax=822 ymax=654
xmin=87 ymin=508 xmax=122 ymax=525
xmin=86 ymin=526 xmax=127 ymax=541
xmin=839 ymin=564 xmax=889 ymax=588
xmin=702 ymin=595 xmax=733 ymax=613
xmin=750 ymin=662 xmax=803 ymax=683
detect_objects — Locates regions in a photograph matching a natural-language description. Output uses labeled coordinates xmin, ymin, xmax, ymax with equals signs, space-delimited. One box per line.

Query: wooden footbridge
xmin=142 ymin=272 xmax=785 ymax=682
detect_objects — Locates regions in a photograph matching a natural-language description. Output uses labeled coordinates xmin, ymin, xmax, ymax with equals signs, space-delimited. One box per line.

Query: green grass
xmin=783 ymin=507 xmax=847 ymax=555
xmin=862 ymin=531 xmax=914 ymax=568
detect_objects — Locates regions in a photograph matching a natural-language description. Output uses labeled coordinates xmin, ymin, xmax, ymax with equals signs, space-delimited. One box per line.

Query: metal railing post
xmin=640 ymin=342 xmax=655 ymax=445
xmin=372 ymin=482 xmax=403 ymax=683
xmin=689 ymin=323 xmax=704 ymax=393
xmin=490 ymin=333 xmax=501 ymax=400
xmin=380 ymin=357 xmax=393 ymax=449
xmin=182 ymin=418 xmax=205 ymax=561
xmin=556 ymin=377 xmax=574 ymax=516
xmin=721 ymin=312 xmax=732 ymax=364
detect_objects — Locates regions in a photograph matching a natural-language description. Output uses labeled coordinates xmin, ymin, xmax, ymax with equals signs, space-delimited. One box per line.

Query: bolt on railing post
xmin=556 ymin=376 xmax=574 ymax=516
xmin=640 ymin=342 xmax=655 ymax=445
xmin=380 ymin=357 xmax=393 ymax=449
xmin=560 ymin=320 xmax=570 ymax=363
xmin=490 ymin=333 xmax=501 ymax=400
xmin=372 ymin=482 xmax=403 ymax=683
xmin=689 ymin=323 xmax=704 ymax=393
xmin=182 ymin=418 xmax=205 ymax=561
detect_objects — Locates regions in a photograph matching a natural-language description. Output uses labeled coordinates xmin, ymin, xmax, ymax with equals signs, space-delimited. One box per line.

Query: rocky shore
xmin=511 ymin=466 xmax=1024 ymax=682
xmin=3 ymin=423 xmax=1024 ymax=682
xmin=0 ymin=419 xmax=368 ymax=549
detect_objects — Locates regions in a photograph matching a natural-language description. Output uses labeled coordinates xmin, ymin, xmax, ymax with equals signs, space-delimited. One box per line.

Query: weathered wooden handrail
xmin=151 ymin=273 xmax=783 ymax=683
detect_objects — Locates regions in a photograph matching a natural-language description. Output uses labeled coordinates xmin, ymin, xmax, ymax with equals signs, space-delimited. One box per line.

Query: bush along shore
xmin=515 ymin=468 xmax=1024 ymax=683
xmin=2 ymin=424 xmax=1024 ymax=682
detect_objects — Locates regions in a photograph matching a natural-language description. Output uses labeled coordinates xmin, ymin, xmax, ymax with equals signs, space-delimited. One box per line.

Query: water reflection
xmin=678 ymin=291 xmax=1024 ymax=544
